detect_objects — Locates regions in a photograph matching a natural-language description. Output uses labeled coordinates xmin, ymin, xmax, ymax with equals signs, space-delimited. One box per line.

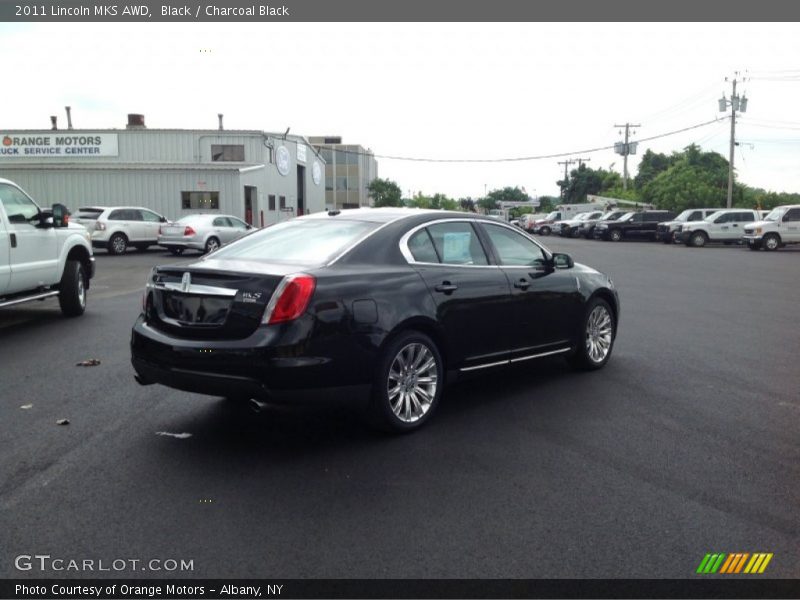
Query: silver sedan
xmin=158 ymin=214 xmax=255 ymax=255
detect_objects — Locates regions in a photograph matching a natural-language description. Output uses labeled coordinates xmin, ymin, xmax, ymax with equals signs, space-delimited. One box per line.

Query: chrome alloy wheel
xmin=111 ymin=235 xmax=127 ymax=254
xmin=387 ymin=343 xmax=438 ymax=423
xmin=77 ymin=272 xmax=86 ymax=309
xmin=585 ymin=305 xmax=613 ymax=364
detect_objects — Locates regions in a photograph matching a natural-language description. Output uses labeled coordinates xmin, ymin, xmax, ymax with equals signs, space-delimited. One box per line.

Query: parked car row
xmin=523 ymin=205 xmax=800 ymax=251
xmin=71 ymin=206 xmax=255 ymax=255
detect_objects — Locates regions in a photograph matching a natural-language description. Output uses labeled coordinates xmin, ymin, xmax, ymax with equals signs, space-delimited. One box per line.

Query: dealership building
xmin=308 ymin=136 xmax=378 ymax=210
xmin=0 ymin=114 xmax=326 ymax=227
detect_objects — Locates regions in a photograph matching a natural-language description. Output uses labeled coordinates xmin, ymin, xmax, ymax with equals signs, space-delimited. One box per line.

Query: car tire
xmin=168 ymin=248 xmax=185 ymax=256
xmin=367 ymin=330 xmax=444 ymax=433
xmin=609 ymin=229 xmax=622 ymax=242
xmin=135 ymin=244 xmax=150 ymax=252
xmin=540 ymin=226 xmax=551 ymax=236
xmin=748 ymin=241 xmax=762 ymax=251
xmin=108 ymin=233 xmax=128 ymax=255
xmin=205 ymin=237 xmax=221 ymax=254
xmin=567 ymin=297 xmax=616 ymax=371
xmin=58 ymin=260 xmax=87 ymax=317
xmin=763 ymin=233 xmax=781 ymax=251
xmin=689 ymin=231 xmax=707 ymax=247
xmin=571 ymin=228 xmax=582 ymax=238
xmin=662 ymin=237 xmax=673 ymax=244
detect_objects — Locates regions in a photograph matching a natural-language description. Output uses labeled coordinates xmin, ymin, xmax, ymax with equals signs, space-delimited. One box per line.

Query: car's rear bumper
xmin=158 ymin=239 xmax=205 ymax=251
xmin=130 ymin=316 xmax=372 ymax=404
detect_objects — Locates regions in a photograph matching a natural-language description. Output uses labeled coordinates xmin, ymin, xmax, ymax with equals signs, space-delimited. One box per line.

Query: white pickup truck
xmin=743 ymin=205 xmax=800 ymax=251
xmin=0 ymin=178 xmax=95 ymax=316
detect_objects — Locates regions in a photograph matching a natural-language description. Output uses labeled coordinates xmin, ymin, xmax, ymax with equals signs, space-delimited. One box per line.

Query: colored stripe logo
xmin=696 ymin=553 xmax=773 ymax=574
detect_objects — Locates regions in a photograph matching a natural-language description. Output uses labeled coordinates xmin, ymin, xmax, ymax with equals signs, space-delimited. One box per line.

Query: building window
xmin=279 ymin=196 xmax=286 ymax=209
xmin=336 ymin=176 xmax=347 ymax=191
xmin=268 ymin=195 xmax=276 ymax=211
xmin=211 ymin=144 xmax=245 ymax=162
xmin=182 ymin=191 xmax=219 ymax=210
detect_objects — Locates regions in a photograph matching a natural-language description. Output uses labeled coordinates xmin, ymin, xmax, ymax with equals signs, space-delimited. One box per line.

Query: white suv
xmin=743 ymin=205 xmax=800 ymax=251
xmin=72 ymin=206 xmax=168 ymax=255
xmin=677 ymin=209 xmax=760 ymax=247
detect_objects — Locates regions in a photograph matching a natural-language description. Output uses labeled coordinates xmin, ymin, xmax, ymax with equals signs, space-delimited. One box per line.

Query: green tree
xmin=367 ymin=178 xmax=403 ymax=207
xmin=477 ymin=196 xmax=499 ymax=212
xmin=639 ymin=145 xmax=730 ymax=211
xmin=486 ymin=186 xmax=529 ymax=204
xmin=633 ymin=149 xmax=673 ymax=190
xmin=458 ymin=197 xmax=477 ymax=212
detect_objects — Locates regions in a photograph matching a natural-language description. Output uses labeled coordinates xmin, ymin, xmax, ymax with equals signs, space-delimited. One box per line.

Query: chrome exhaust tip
xmin=249 ymin=398 xmax=268 ymax=413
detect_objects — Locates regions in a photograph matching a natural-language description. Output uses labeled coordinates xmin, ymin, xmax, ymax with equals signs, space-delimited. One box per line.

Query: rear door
xmin=405 ymin=221 xmax=513 ymax=371
xmin=728 ymin=211 xmax=755 ymax=239
xmin=0 ymin=182 xmax=58 ymax=292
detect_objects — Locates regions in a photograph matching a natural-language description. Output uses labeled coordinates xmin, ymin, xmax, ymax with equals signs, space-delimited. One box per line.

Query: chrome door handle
xmin=434 ymin=282 xmax=458 ymax=294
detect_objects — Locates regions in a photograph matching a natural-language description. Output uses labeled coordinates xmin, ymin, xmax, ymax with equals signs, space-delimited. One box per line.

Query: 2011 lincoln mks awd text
xmin=131 ymin=208 xmax=619 ymax=432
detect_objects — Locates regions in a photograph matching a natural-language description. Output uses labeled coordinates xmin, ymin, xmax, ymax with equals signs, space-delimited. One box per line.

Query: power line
xmin=321 ymin=117 xmax=727 ymax=164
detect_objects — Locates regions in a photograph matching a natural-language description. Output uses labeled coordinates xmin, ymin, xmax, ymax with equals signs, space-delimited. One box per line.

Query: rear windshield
xmin=75 ymin=208 xmax=104 ymax=219
xmin=210 ymin=218 xmax=379 ymax=265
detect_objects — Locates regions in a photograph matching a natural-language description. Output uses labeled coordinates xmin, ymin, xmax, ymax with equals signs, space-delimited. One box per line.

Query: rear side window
xmin=109 ymin=209 xmax=140 ymax=221
xmin=407 ymin=229 xmax=440 ymax=263
xmin=784 ymin=208 xmax=800 ymax=222
xmin=426 ymin=222 xmax=488 ymax=266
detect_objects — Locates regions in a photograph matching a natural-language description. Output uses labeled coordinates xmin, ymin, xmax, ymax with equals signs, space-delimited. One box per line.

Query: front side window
xmin=426 ymin=222 xmax=488 ymax=266
xmin=736 ymin=212 xmax=754 ymax=222
xmin=0 ymin=184 xmax=39 ymax=223
xmin=482 ymin=224 xmax=547 ymax=267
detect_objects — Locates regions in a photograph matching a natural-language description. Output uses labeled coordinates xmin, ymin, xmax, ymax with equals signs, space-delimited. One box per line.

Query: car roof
xmin=299 ymin=207 xmax=497 ymax=225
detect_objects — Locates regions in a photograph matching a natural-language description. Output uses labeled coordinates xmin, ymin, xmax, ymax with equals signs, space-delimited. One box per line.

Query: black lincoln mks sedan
xmin=131 ymin=208 xmax=619 ymax=432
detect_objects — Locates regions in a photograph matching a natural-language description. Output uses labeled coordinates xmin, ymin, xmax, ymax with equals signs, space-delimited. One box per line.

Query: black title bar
xmin=3 ymin=579 xmax=800 ymax=599
xmin=3 ymin=0 xmax=800 ymax=21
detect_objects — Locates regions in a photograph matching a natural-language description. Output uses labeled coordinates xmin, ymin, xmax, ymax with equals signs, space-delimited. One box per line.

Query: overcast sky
xmin=3 ymin=22 xmax=800 ymax=199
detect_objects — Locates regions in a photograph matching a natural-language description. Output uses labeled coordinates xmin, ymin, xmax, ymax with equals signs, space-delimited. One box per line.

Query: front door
xmin=478 ymin=222 xmax=580 ymax=357
xmin=0 ymin=182 xmax=58 ymax=292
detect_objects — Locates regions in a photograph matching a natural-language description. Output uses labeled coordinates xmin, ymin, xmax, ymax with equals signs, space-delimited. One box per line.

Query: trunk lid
xmin=146 ymin=261 xmax=298 ymax=340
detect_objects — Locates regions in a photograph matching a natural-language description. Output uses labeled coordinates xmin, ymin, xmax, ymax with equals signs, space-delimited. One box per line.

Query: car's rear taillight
xmin=263 ymin=274 xmax=316 ymax=325
xmin=184 ymin=226 xmax=196 ymax=236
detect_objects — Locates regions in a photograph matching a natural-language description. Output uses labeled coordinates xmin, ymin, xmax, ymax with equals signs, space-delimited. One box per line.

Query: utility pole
xmin=719 ymin=73 xmax=748 ymax=208
xmin=575 ymin=157 xmax=592 ymax=168
xmin=613 ymin=123 xmax=640 ymax=191
xmin=557 ymin=159 xmax=576 ymax=200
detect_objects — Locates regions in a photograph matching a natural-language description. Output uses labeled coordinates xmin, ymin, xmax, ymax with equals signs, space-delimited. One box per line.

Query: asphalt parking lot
xmin=1 ymin=239 xmax=798 ymax=579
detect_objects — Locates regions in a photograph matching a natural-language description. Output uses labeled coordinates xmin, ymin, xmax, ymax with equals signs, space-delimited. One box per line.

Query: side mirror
xmin=51 ymin=203 xmax=70 ymax=228
xmin=160 ymin=216 xmax=168 ymax=223
xmin=552 ymin=252 xmax=574 ymax=269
